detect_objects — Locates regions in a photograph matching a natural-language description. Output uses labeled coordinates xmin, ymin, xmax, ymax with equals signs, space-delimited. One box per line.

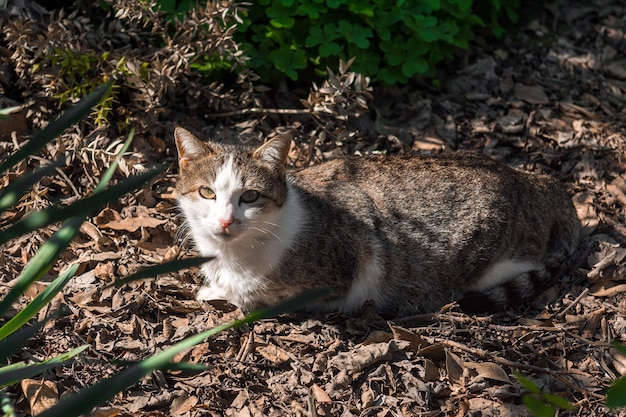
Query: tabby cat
xmin=174 ymin=127 xmax=581 ymax=315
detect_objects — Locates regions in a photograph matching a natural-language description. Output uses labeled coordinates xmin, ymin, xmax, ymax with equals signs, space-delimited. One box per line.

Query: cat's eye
xmin=240 ymin=190 xmax=260 ymax=204
xmin=198 ymin=187 xmax=216 ymax=200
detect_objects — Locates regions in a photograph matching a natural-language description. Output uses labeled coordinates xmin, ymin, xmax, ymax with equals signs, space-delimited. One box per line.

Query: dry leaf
xmin=465 ymin=362 xmax=511 ymax=383
xmin=329 ymin=340 xmax=410 ymax=374
xmin=170 ymin=394 xmax=198 ymax=415
xmin=256 ymin=343 xmax=291 ymax=364
xmin=310 ymin=384 xmax=332 ymax=403
xmin=513 ymin=83 xmax=549 ymax=104
xmin=86 ymin=408 xmax=125 ymax=417
xmin=388 ymin=323 xmax=431 ymax=352
xmin=589 ymin=281 xmax=626 ymax=297
xmin=445 ymin=350 xmax=465 ymax=386
xmin=572 ymin=192 xmax=598 ymax=235
xmin=20 ymin=378 xmax=59 ymax=415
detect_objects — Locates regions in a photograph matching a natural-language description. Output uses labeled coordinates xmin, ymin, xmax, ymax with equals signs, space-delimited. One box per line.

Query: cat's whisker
xmin=250 ymin=220 xmax=280 ymax=228
xmin=250 ymin=226 xmax=284 ymax=243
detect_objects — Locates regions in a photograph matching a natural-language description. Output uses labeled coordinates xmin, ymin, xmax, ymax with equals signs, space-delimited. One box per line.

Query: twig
xmin=236 ymin=331 xmax=254 ymax=362
xmin=204 ymin=107 xmax=312 ymax=118
xmin=557 ymin=287 xmax=590 ymax=317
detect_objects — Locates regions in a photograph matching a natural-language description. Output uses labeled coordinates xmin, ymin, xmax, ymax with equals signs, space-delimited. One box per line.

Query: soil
xmin=1 ymin=0 xmax=626 ymax=416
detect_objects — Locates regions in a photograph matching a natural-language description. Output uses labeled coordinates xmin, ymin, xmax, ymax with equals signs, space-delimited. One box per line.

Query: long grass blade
xmin=0 ymin=156 xmax=67 ymax=213
xmin=0 ymin=316 xmax=51 ymax=363
xmin=0 ymin=165 xmax=166 ymax=246
xmin=113 ymin=257 xmax=214 ymax=288
xmin=0 ymin=82 xmax=112 ymax=176
xmin=0 ymin=264 xmax=79 ymax=342
xmin=92 ymin=128 xmax=135 ymax=195
xmin=37 ymin=288 xmax=328 ymax=417
xmin=0 ymin=217 xmax=85 ymax=319
xmin=0 ymin=345 xmax=88 ymax=388
xmin=0 ymin=128 xmax=141 ymax=316
xmin=0 ymin=106 xmax=22 ymax=119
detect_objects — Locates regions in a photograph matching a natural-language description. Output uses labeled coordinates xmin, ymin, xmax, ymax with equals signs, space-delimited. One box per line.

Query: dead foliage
xmin=0 ymin=0 xmax=625 ymax=416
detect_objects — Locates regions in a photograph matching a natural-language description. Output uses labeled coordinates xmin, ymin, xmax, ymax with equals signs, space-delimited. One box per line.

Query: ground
xmin=1 ymin=0 xmax=626 ymax=416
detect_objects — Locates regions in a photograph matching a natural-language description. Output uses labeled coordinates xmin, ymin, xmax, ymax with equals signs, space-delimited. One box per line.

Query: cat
xmin=174 ymin=126 xmax=581 ymax=315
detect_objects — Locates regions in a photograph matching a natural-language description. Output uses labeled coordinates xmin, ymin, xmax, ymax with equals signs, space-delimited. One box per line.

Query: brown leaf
xmin=20 ymin=378 xmax=59 ymax=415
xmin=388 ymin=323 xmax=431 ymax=352
xmin=329 ymin=340 xmax=410 ymax=374
xmin=513 ymin=83 xmax=549 ymax=104
xmin=310 ymin=384 xmax=332 ymax=403
xmin=589 ymin=281 xmax=626 ymax=297
xmin=86 ymin=408 xmax=126 ymax=417
xmin=170 ymin=394 xmax=198 ymax=415
xmin=445 ymin=350 xmax=465 ymax=386
xmin=99 ymin=215 xmax=167 ymax=232
xmin=256 ymin=343 xmax=291 ymax=364
xmin=572 ymin=192 xmax=598 ymax=235
xmin=466 ymin=361 xmax=511 ymax=383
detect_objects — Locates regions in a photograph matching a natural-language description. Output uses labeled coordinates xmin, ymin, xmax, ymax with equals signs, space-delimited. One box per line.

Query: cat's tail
xmin=457 ymin=266 xmax=556 ymax=313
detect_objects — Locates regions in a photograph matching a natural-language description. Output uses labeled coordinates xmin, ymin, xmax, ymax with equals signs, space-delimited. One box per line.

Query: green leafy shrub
xmin=234 ymin=0 xmax=521 ymax=84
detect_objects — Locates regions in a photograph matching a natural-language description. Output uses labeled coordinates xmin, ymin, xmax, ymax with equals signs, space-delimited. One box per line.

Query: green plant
xmin=606 ymin=343 xmax=626 ymax=409
xmin=0 ymin=84 xmax=175 ymax=411
xmin=514 ymin=371 xmax=574 ymax=417
xmin=231 ymin=0 xmax=520 ymax=84
xmin=34 ymin=49 xmax=130 ymax=126
xmin=0 ymin=89 xmax=327 ymax=414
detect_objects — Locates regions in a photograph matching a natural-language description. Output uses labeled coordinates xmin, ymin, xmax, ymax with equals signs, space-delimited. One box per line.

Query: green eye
xmin=199 ymin=187 xmax=216 ymax=199
xmin=240 ymin=190 xmax=260 ymax=203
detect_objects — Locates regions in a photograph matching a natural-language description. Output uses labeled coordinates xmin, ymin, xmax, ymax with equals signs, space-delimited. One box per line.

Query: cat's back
xmin=290 ymin=151 xmax=561 ymax=209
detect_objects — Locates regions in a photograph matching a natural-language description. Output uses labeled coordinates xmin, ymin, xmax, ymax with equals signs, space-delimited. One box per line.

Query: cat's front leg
xmin=196 ymin=284 xmax=230 ymax=301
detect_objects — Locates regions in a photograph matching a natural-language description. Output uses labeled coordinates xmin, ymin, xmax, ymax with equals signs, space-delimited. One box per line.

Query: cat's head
xmin=174 ymin=127 xmax=292 ymax=246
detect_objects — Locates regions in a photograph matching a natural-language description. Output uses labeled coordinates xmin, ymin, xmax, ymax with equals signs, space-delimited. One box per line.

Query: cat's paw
xmin=196 ymin=285 xmax=229 ymax=302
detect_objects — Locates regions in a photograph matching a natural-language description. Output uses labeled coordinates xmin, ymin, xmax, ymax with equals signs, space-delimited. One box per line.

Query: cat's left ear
xmin=174 ymin=127 xmax=206 ymax=169
xmin=253 ymin=134 xmax=291 ymax=166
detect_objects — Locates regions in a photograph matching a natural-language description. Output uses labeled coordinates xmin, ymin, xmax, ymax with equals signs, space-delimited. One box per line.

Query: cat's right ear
xmin=174 ymin=127 xmax=207 ymax=169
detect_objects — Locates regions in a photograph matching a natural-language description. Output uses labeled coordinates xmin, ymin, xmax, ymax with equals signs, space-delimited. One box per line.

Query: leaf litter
xmin=1 ymin=0 xmax=626 ymax=415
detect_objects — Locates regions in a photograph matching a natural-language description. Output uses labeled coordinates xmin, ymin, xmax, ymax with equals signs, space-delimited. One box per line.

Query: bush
xmin=235 ymin=0 xmax=521 ymax=84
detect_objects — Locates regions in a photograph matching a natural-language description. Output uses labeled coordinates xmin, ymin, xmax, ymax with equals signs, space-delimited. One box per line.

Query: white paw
xmin=196 ymin=285 xmax=229 ymax=301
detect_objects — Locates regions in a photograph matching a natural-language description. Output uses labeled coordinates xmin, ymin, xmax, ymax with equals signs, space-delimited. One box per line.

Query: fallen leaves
xmin=2 ymin=0 xmax=626 ymax=415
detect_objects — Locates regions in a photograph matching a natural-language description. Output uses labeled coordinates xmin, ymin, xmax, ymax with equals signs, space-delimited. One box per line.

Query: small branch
xmin=204 ymin=107 xmax=312 ymax=118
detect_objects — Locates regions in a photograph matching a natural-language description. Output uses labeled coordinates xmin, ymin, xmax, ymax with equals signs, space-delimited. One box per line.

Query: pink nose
xmin=219 ymin=218 xmax=233 ymax=229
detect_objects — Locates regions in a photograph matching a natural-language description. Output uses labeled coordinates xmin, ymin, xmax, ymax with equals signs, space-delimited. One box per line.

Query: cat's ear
xmin=174 ymin=127 xmax=208 ymax=169
xmin=253 ymin=134 xmax=291 ymax=166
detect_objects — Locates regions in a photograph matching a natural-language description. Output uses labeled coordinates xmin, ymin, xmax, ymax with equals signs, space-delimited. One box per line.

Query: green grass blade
xmin=0 ymin=317 xmax=51 ymax=363
xmin=0 ymin=157 xmax=66 ymax=213
xmin=606 ymin=376 xmax=626 ymax=409
xmin=113 ymin=257 xmax=214 ymax=288
xmin=0 ymin=106 xmax=22 ymax=119
xmin=0 ymin=165 xmax=166 ymax=246
xmin=0 ymin=217 xmax=84 ymax=319
xmin=36 ymin=288 xmax=328 ymax=417
xmin=0 ymin=264 xmax=79 ymax=342
xmin=0 ymin=346 xmax=88 ymax=388
xmin=93 ymin=128 xmax=134 ymax=195
xmin=0 ymin=82 xmax=112 ymax=176
xmin=0 ymin=130 xmax=143 ymax=316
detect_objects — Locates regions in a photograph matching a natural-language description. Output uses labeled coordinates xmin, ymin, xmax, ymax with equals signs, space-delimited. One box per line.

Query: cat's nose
xmin=219 ymin=218 xmax=234 ymax=229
